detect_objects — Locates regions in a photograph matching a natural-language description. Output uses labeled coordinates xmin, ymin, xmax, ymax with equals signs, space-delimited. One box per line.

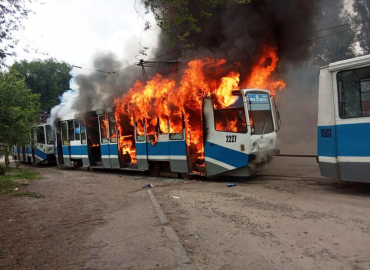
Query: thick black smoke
xmin=72 ymin=0 xmax=317 ymax=113
xmin=68 ymin=0 xmax=358 ymax=154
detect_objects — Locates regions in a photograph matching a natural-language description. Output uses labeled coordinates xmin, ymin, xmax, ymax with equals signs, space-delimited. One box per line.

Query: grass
xmin=0 ymin=166 xmax=41 ymax=197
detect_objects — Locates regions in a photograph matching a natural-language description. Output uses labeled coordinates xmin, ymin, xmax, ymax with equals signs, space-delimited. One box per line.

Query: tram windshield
xmin=214 ymin=95 xmax=247 ymax=133
xmin=246 ymin=93 xmax=274 ymax=135
xmin=45 ymin=125 xmax=54 ymax=144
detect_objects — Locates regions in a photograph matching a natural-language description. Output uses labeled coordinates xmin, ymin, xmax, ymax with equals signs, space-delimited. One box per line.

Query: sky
xmin=7 ymin=0 xmax=159 ymax=87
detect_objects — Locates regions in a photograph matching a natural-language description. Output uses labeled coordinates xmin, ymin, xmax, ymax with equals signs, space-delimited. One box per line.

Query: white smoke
xmin=47 ymin=90 xmax=78 ymax=131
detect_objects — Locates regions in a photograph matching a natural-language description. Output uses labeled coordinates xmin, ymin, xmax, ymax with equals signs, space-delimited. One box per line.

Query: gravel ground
xmin=154 ymin=157 xmax=370 ymax=270
xmin=1 ymin=157 xmax=370 ymax=270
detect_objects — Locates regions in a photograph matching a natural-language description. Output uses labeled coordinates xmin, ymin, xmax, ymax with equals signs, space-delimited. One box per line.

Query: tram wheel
xmin=180 ymin=172 xmax=192 ymax=180
xmin=149 ymin=163 xmax=160 ymax=177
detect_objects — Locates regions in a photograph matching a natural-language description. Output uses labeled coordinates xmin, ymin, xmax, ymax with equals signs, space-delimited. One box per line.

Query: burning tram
xmin=55 ymin=88 xmax=280 ymax=178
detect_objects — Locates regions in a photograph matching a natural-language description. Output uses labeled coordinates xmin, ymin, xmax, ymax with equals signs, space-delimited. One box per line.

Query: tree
xmin=0 ymin=70 xmax=40 ymax=166
xmin=310 ymin=0 xmax=356 ymax=66
xmin=141 ymin=0 xmax=250 ymax=44
xmin=353 ymin=0 xmax=370 ymax=55
xmin=11 ymin=58 xmax=72 ymax=111
xmin=0 ymin=0 xmax=37 ymax=67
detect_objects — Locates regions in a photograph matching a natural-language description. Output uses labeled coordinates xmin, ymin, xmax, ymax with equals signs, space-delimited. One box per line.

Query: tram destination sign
xmin=246 ymin=93 xmax=269 ymax=104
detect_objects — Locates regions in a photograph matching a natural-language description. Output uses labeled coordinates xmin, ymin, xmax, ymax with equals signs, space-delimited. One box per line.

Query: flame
xmin=114 ymin=45 xmax=285 ymax=167
xmin=100 ymin=115 xmax=108 ymax=138
xmin=247 ymin=45 xmax=286 ymax=95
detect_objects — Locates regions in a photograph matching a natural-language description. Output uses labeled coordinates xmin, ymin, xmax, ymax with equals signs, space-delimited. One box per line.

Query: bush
xmin=0 ymin=163 xmax=6 ymax=176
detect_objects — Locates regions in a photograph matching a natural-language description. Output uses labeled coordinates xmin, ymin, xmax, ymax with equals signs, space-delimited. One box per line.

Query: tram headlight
xmin=251 ymin=142 xmax=258 ymax=151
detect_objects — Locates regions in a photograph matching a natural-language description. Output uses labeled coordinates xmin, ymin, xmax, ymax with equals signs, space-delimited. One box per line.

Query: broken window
xmin=80 ymin=121 xmax=87 ymax=144
xmin=135 ymin=120 xmax=145 ymax=142
xmin=74 ymin=120 xmax=80 ymax=141
xmin=108 ymin=114 xmax=117 ymax=143
xmin=214 ymin=107 xmax=247 ymax=133
xmin=99 ymin=114 xmax=109 ymax=144
xmin=61 ymin=122 xmax=68 ymax=146
xmin=68 ymin=120 xmax=75 ymax=141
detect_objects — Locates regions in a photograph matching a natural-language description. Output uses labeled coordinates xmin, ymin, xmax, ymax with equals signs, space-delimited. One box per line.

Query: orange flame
xmin=247 ymin=45 xmax=286 ymax=95
xmin=114 ymin=45 xmax=285 ymax=167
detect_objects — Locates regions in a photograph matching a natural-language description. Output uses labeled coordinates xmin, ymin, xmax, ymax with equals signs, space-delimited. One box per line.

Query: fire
xmin=247 ymin=45 xmax=286 ymax=95
xmin=114 ymin=45 xmax=285 ymax=167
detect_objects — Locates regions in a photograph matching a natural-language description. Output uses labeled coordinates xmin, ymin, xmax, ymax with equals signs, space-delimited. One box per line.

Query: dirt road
xmin=1 ymin=157 xmax=370 ymax=270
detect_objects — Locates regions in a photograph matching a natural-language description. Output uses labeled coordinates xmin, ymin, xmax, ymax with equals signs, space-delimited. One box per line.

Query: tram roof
xmin=327 ymin=54 xmax=370 ymax=72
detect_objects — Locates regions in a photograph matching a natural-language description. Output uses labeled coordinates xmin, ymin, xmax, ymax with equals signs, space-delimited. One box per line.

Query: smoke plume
xmin=51 ymin=0 xmax=359 ymax=154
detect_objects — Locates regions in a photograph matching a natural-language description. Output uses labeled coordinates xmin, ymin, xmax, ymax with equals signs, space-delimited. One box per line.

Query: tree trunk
xmin=5 ymin=154 xmax=10 ymax=166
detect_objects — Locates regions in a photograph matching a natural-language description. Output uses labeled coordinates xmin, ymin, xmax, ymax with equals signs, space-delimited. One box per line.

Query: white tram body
xmin=12 ymin=123 xmax=56 ymax=164
xmin=55 ymin=89 xmax=280 ymax=178
xmin=318 ymin=54 xmax=370 ymax=182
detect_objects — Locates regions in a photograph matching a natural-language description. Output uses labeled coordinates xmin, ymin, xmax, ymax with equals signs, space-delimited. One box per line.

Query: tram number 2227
xmin=226 ymin=135 xmax=237 ymax=143
xmin=320 ymin=128 xmax=332 ymax=138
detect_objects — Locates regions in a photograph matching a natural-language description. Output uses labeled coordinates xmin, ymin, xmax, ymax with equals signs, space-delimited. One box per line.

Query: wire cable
xmin=106 ymin=6 xmax=367 ymax=76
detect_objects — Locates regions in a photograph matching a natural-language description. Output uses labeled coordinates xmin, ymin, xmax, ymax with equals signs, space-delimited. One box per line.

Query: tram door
xmin=169 ymin=127 xmax=188 ymax=173
xmin=56 ymin=132 xmax=64 ymax=165
xmin=135 ymin=121 xmax=148 ymax=170
xmin=60 ymin=121 xmax=71 ymax=165
xmin=334 ymin=66 xmax=370 ymax=182
xmin=98 ymin=113 xmax=120 ymax=168
xmin=203 ymin=98 xmax=249 ymax=176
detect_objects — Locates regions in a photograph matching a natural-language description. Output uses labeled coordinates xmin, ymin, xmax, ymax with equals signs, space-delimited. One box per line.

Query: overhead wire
xmin=104 ymin=3 xmax=368 ymax=77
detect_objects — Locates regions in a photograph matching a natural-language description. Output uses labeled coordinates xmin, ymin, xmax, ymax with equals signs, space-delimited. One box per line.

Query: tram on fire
xmin=318 ymin=54 xmax=370 ymax=182
xmin=54 ymin=88 xmax=280 ymax=178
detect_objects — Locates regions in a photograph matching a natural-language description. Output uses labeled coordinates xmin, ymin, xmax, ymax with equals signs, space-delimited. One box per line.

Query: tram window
xmin=169 ymin=133 xmax=184 ymax=140
xmin=108 ymin=114 xmax=117 ymax=143
xmin=158 ymin=118 xmax=168 ymax=134
xmin=68 ymin=120 xmax=75 ymax=141
xmin=169 ymin=115 xmax=184 ymax=140
xmin=61 ymin=122 xmax=68 ymax=145
xmin=37 ymin=126 xmax=46 ymax=144
xmin=80 ymin=121 xmax=87 ymax=144
xmin=73 ymin=120 xmax=80 ymax=141
xmin=214 ymin=107 xmax=247 ymax=133
xmin=45 ymin=125 xmax=54 ymax=144
xmin=99 ymin=115 xmax=109 ymax=144
xmin=338 ymin=66 xmax=370 ymax=118
xmin=136 ymin=121 xmax=145 ymax=142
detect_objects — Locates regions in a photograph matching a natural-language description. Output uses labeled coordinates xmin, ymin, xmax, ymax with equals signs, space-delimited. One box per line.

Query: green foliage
xmin=0 ymin=70 xmax=40 ymax=157
xmin=0 ymin=163 xmax=6 ymax=176
xmin=142 ymin=0 xmax=250 ymax=44
xmin=0 ymin=167 xmax=40 ymax=193
xmin=353 ymin=1 xmax=370 ymax=55
xmin=310 ymin=0 xmax=356 ymax=66
xmin=0 ymin=0 xmax=37 ymax=67
xmin=11 ymin=58 xmax=72 ymax=111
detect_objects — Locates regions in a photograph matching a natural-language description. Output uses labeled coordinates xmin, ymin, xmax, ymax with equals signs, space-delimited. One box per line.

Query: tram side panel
xmin=169 ymin=130 xmax=188 ymax=173
xmin=332 ymin=63 xmax=370 ymax=182
xmin=317 ymin=66 xmax=339 ymax=180
xmin=135 ymin=121 xmax=149 ymax=170
xmin=318 ymin=55 xmax=370 ymax=182
xmin=202 ymin=98 xmax=249 ymax=176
